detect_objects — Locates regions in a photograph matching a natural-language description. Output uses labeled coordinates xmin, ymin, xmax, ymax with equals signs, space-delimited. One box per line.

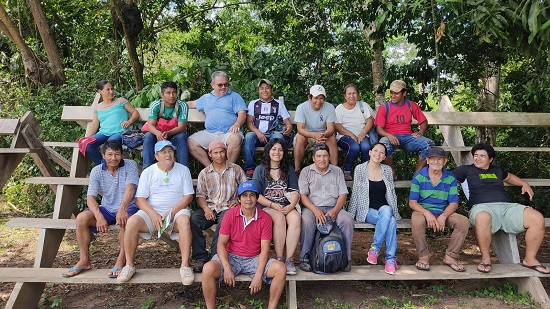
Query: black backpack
xmin=309 ymin=224 xmax=348 ymax=274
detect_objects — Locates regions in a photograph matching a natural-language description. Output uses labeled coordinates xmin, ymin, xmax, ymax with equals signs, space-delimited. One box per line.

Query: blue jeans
xmin=85 ymin=132 xmax=122 ymax=165
xmin=337 ymin=135 xmax=371 ymax=172
xmin=365 ymin=205 xmax=397 ymax=261
xmin=243 ymin=131 xmax=292 ymax=171
xmin=379 ymin=134 xmax=434 ymax=158
xmin=143 ymin=131 xmax=188 ymax=169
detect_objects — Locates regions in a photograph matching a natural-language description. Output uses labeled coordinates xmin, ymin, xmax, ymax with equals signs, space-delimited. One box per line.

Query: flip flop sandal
xmin=108 ymin=267 xmax=124 ymax=278
xmin=477 ymin=262 xmax=492 ymax=273
xmin=62 ymin=266 xmax=90 ymax=278
xmin=415 ymin=261 xmax=430 ymax=271
xmin=520 ymin=262 xmax=550 ymax=274
xmin=444 ymin=262 xmax=466 ymax=272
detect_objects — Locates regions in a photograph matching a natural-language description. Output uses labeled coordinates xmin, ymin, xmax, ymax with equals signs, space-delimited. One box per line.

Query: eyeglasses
xmin=215 ymin=83 xmax=229 ymax=88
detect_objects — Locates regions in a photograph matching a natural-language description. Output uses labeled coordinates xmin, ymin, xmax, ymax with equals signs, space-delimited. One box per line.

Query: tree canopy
xmin=1 ymin=0 xmax=550 ymax=213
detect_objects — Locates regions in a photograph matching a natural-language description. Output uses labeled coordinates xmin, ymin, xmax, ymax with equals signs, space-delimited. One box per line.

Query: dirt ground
xmin=1 ymin=205 xmax=550 ymax=309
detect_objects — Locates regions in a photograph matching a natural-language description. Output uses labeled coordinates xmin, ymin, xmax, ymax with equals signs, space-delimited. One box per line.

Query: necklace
xmin=163 ymin=169 xmax=171 ymax=183
xmin=270 ymin=166 xmax=280 ymax=170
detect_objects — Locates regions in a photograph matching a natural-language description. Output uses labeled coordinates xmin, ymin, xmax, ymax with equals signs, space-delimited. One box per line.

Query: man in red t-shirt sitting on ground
xmin=375 ymin=80 xmax=434 ymax=177
xmin=201 ymin=181 xmax=287 ymax=309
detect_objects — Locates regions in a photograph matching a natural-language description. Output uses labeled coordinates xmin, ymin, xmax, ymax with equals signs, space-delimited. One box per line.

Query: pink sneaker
xmin=385 ymin=260 xmax=397 ymax=275
xmin=367 ymin=247 xmax=378 ymax=265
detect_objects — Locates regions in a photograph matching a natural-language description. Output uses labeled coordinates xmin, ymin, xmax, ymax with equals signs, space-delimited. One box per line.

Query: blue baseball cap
xmin=154 ymin=140 xmax=176 ymax=153
xmin=238 ymin=181 xmax=259 ymax=196
xmin=317 ymin=216 xmax=333 ymax=234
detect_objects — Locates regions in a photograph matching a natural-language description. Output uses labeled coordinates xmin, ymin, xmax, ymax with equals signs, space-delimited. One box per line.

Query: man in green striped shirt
xmin=409 ymin=147 xmax=469 ymax=272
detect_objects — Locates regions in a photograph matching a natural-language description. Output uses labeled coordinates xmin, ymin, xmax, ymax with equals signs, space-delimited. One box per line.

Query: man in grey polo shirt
xmin=298 ymin=143 xmax=353 ymax=272
xmin=62 ymin=141 xmax=139 ymax=278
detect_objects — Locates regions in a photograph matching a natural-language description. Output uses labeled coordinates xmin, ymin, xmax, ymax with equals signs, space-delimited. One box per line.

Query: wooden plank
xmin=43 ymin=146 xmax=72 ymax=172
xmin=513 ymin=277 xmax=550 ymax=308
xmin=8 ymin=217 xmax=550 ymax=231
xmin=62 ymin=105 xmax=550 ymax=127
xmin=21 ymin=123 xmax=58 ymax=191
xmin=26 ymin=177 xmax=90 ymax=186
xmin=0 ymin=264 xmax=545 ymax=284
xmin=0 ymin=148 xmax=31 ymax=153
xmin=43 ymin=141 xmax=78 ymax=147
xmin=424 ymin=112 xmax=550 ymax=127
xmin=4 ymin=282 xmax=46 ymax=309
xmin=26 ymin=176 xmax=199 ymax=187
xmin=0 ymin=118 xmax=19 ymax=135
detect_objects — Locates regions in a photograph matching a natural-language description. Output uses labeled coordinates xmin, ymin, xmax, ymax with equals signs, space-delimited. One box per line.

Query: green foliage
xmin=140 ymin=298 xmax=156 ymax=309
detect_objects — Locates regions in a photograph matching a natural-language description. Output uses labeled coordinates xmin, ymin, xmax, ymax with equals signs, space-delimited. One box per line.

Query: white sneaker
xmin=180 ymin=266 xmax=194 ymax=285
xmin=285 ymin=258 xmax=297 ymax=275
xmin=117 ymin=265 xmax=135 ymax=283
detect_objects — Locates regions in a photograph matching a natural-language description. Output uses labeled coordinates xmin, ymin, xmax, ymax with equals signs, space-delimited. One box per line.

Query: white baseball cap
xmin=310 ymin=85 xmax=326 ymax=97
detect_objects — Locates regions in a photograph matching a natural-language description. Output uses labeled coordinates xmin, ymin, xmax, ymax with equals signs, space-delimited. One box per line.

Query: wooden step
xmin=0 ymin=148 xmax=32 ymax=154
xmin=7 ymin=217 xmax=550 ymax=231
xmin=5 ymin=218 xmax=412 ymax=230
xmin=0 ymin=264 xmax=544 ymax=284
xmin=25 ymin=177 xmax=198 ymax=187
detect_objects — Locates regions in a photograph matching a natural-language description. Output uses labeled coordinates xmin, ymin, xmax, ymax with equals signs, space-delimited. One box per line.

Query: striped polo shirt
xmin=87 ymin=159 xmax=139 ymax=213
xmin=409 ymin=167 xmax=458 ymax=215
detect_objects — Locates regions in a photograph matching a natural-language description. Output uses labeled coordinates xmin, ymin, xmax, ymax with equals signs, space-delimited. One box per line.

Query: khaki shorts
xmin=293 ymin=134 xmax=318 ymax=149
xmin=188 ymin=130 xmax=243 ymax=149
xmin=134 ymin=208 xmax=190 ymax=240
xmin=468 ymin=202 xmax=528 ymax=234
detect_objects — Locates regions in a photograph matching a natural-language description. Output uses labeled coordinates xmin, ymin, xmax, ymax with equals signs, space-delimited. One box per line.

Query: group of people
xmin=66 ymin=73 xmax=549 ymax=308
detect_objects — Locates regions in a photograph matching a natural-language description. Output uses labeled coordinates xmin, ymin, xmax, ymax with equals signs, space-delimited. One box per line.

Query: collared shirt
xmin=219 ymin=205 xmax=272 ymax=257
xmin=298 ymin=164 xmax=348 ymax=207
xmin=195 ymin=89 xmax=247 ymax=133
xmin=147 ymin=99 xmax=189 ymax=122
xmin=247 ymin=98 xmax=291 ymax=133
xmin=240 ymin=207 xmax=258 ymax=228
xmin=409 ymin=167 xmax=459 ymax=215
xmin=195 ymin=161 xmax=247 ymax=212
xmin=87 ymin=159 xmax=139 ymax=213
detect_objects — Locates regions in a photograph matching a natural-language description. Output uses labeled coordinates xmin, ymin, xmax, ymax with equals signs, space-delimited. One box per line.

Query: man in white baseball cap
xmin=293 ymin=85 xmax=338 ymax=174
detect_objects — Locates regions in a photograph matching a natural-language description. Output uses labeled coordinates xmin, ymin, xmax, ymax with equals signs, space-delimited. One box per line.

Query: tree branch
xmin=147 ymin=0 xmax=171 ymax=31
xmin=147 ymin=1 xmax=251 ymax=40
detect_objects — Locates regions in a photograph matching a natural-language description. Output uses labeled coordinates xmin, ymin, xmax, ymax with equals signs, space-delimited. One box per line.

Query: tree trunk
xmin=475 ymin=62 xmax=499 ymax=145
xmin=371 ymin=44 xmax=384 ymax=109
xmin=26 ymin=0 xmax=66 ymax=85
xmin=110 ymin=0 xmax=144 ymax=91
xmin=0 ymin=3 xmax=56 ymax=85
xmin=360 ymin=21 xmax=384 ymax=109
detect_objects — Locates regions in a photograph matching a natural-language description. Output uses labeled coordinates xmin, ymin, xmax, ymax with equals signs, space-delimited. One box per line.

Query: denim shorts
xmin=87 ymin=205 xmax=138 ymax=234
xmin=211 ymin=253 xmax=276 ymax=284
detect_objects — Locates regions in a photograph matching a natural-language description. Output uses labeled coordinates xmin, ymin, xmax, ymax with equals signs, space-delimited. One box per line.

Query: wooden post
xmin=6 ymin=146 xmax=88 ymax=308
xmin=437 ymin=96 xmax=471 ymax=166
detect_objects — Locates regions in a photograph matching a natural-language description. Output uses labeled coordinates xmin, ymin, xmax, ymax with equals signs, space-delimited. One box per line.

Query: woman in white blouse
xmin=334 ymin=84 xmax=375 ymax=180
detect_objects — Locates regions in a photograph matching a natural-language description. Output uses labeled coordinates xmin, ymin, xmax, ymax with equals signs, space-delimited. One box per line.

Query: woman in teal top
xmin=85 ymin=80 xmax=139 ymax=164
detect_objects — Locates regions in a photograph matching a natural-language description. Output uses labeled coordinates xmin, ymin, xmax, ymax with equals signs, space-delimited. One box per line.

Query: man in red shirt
xmin=375 ymin=80 xmax=434 ymax=176
xmin=201 ymin=181 xmax=287 ymax=309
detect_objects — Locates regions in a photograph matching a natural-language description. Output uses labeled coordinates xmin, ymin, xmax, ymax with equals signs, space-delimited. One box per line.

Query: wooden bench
xmin=0 ymin=112 xmax=62 ymax=192
xmin=0 ymin=264 xmax=548 ymax=309
xmin=6 ymin=95 xmax=550 ymax=308
xmin=5 ymin=216 xmax=550 ymax=309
